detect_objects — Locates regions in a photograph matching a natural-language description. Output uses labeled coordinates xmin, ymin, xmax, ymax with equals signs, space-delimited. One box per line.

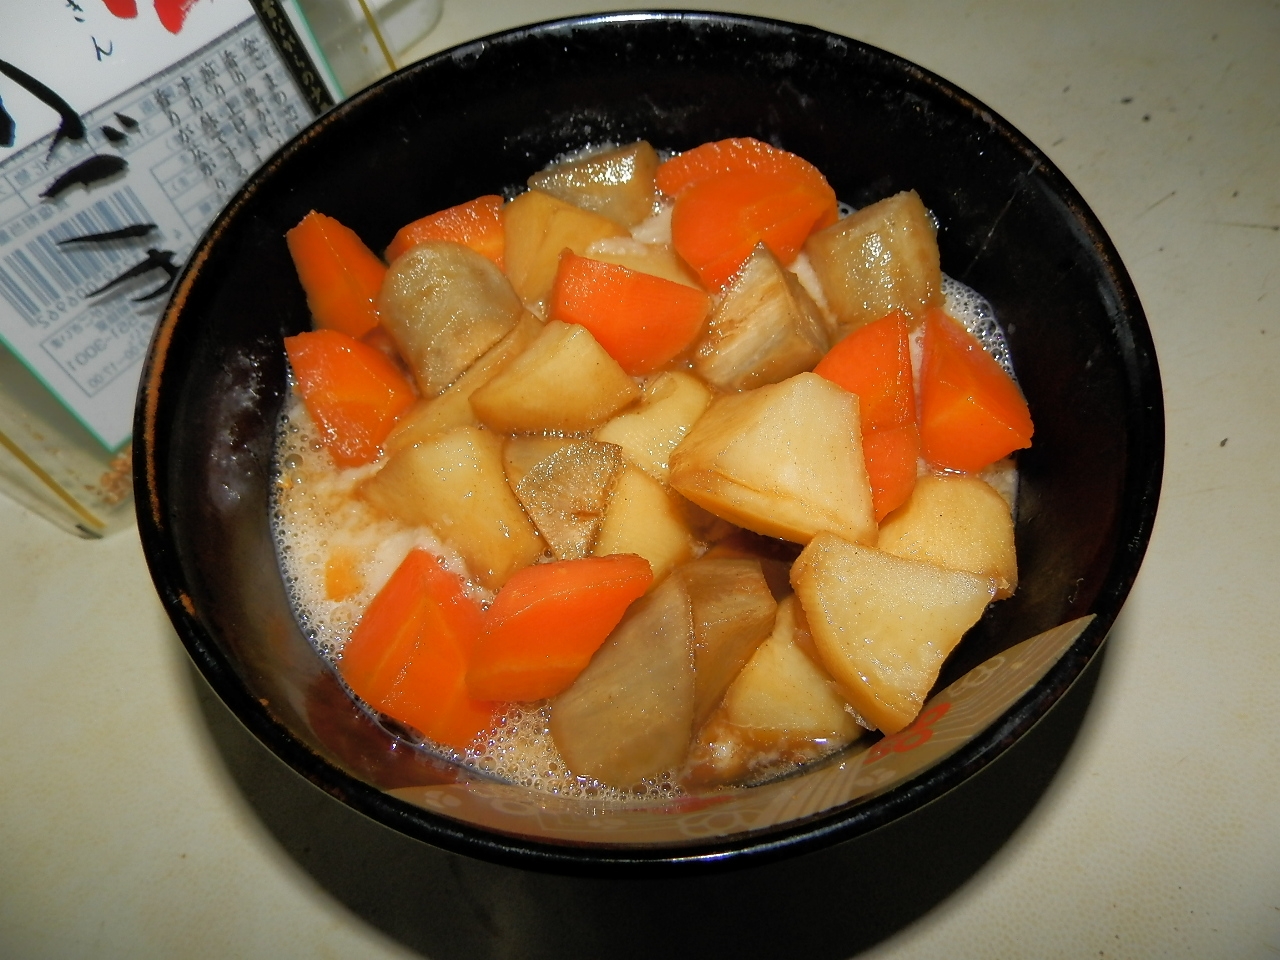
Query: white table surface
xmin=3 ymin=1 xmax=1278 ymax=957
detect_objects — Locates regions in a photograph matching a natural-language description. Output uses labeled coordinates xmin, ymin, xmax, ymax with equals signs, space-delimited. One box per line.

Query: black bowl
xmin=134 ymin=11 xmax=1162 ymax=874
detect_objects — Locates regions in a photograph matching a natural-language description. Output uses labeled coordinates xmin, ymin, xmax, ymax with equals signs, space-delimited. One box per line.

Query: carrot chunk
xmin=384 ymin=194 xmax=506 ymax=268
xmin=814 ymin=311 xmax=921 ymax=520
xmin=286 ymin=210 xmax=386 ymax=338
xmin=862 ymin=421 xmax=922 ymax=521
xmin=340 ymin=549 xmax=495 ymax=751
xmin=813 ymin=311 xmax=916 ymax=430
xmin=284 ymin=328 xmax=416 ymax=467
xmin=549 ymin=252 xmax=711 ymax=375
xmin=919 ymin=308 xmax=1034 ymax=472
xmin=656 ymin=137 xmax=836 ymax=212
xmin=467 ymin=555 xmax=653 ymax=702
xmin=670 ymin=169 xmax=835 ymax=290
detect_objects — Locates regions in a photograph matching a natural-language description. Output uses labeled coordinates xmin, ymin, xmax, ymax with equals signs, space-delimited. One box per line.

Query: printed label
xmin=0 ymin=9 xmax=313 ymax=449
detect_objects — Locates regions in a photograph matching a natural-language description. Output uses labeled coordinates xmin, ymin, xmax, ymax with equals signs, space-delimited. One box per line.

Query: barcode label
xmin=0 ymin=188 xmax=153 ymax=328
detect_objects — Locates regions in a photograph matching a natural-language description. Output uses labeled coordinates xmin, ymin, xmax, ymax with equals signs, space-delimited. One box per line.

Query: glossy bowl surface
xmin=135 ymin=11 xmax=1163 ymax=873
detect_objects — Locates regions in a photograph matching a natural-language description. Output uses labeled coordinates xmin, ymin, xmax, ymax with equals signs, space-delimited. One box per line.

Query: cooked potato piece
xmin=550 ymin=574 xmax=696 ymax=787
xmin=593 ymin=370 xmax=711 ymax=483
xmin=878 ymin=473 xmax=1018 ymax=598
xmin=359 ymin=426 xmax=544 ymax=589
xmin=469 ymin=321 xmax=640 ymax=433
xmin=502 ymin=189 xmax=628 ymax=308
xmin=791 ymin=533 xmax=994 ymax=734
xmin=379 ymin=241 xmax=524 ymax=396
xmin=593 ymin=466 xmax=695 ymax=585
xmin=723 ymin=595 xmax=861 ymax=739
xmin=528 ymin=141 xmax=660 ymax=228
xmin=514 ymin=440 xmax=625 ymax=560
xmin=669 ymin=372 xmax=876 ymax=546
xmin=384 ymin=312 xmax=543 ymax=454
xmin=803 ymin=190 xmax=942 ymax=335
xmin=501 ymin=435 xmax=573 ymax=488
xmin=694 ymin=244 xmax=829 ymax=391
xmin=584 ymin=237 xmax=702 ymax=288
xmin=679 ymin=557 xmax=778 ymax=731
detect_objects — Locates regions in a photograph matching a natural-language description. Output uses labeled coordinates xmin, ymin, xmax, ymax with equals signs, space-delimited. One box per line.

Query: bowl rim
xmin=134 ymin=9 xmax=1164 ymax=875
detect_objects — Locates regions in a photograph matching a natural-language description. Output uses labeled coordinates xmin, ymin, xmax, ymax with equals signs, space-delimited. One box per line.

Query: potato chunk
xmin=583 ymin=237 xmax=701 ymax=288
xmin=669 ymin=372 xmax=876 ymax=546
xmin=878 ymin=473 xmax=1018 ymax=598
xmin=384 ymin=312 xmax=543 ymax=454
xmin=550 ymin=574 xmax=695 ymax=787
xmin=803 ymin=190 xmax=942 ymax=335
xmin=790 ymin=533 xmax=994 ymax=734
xmin=527 ymin=141 xmax=660 ymax=228
xmin=593 ymin=370 xmax=712 ymax=483
xmin=514 ymin=440 xmax=625 ymax=560
xmin=723 ymin=594 xmax=860 ymax=739
xmin=679 ymin=557 xmax=778 ymax=731
xmin=593 ymin=466 xmax=695 ymax=585
xmin=694 ymin=244 xmax=829 ymax=391
xmin=469 ymin=321 xmax=640 ymax=433
xmin=502 ymin=189 xmax=628 ymax=308
xmin=359 ymin=426 xmax=544 ymax=589
xmin=378 ymin=241 xmax=524 ymax=396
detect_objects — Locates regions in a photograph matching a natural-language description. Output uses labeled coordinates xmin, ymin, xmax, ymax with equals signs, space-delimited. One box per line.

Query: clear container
xmin=0 ymin=341 xmax=133 ymax=537
xmin=286 ymin=0 xmax=444 ymax=99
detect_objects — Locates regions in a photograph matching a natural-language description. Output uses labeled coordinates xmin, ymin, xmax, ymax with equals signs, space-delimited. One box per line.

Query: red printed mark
xmin=866 ymin=701 xmax=952 ymax=764
xmin=154 ymin=0 xmax=201 ymax=34
xmin=101 ymin=0 xmax=139 ymax=17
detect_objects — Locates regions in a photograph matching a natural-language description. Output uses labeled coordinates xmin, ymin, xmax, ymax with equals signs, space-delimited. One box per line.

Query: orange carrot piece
xmin=284 ymin=328 xmax=416 ymax=467
xmin=466 ymin=555 xmax=653 ymax=702
xmin=919 ymin=308 xmax=1034 ymax=472
xmin=670 ymin=169 xmax=835 ymax=290
xmin=863 ymin=422 xmax=922 ymax=521
xmin=656 ymin=137 xmax=837 ymax=216
xmin=324 ymin=548 xmax=364 ymax=602
xmin=286 ymin=210 xmax=386 ymax=338
xmin=384 ymin=195 xmax=506 ymax=268
xmin=340 ymin=548 xmax=495 ymax=751
xmin=549 ymin=252 xmax=711 ymax=374
xmin=813 ymin=310 xmax=916 ymax=430
xmin=813 ymin=311 xmax=922 ymax=518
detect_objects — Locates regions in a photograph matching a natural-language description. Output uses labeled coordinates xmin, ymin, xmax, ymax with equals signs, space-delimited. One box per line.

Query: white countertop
xmin=3 ymin=2 xmax=1278 ymax=957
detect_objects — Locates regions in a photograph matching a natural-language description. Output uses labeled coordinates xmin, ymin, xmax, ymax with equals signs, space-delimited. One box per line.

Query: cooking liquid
xmin=272 ymin=240 xmax=1017 ymax=802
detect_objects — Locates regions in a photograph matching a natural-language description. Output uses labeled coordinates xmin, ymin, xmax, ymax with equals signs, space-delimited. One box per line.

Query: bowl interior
xmin=135 ymin=11 xmax=1162 ymax=872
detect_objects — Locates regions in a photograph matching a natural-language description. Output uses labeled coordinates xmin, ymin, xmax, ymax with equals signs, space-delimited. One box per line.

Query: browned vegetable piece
xmin=501 ymin=435 xmax=574 ymax=489
xmin=514 ymin=440 xmax=626 ymax=560
xmin=528 ymin=141 xmax=661 ymax=228
xmin=378 ymin=240 xmax=525 ymax=396
xmin=550 ymin=573 xmax=696 ymax=787
xmin=694 ymin=244 xmax=830 ymax=391
xmin=384 ymin=312 xmax=544 ymax=454
xmin=803 ymin=190 xmax=942 ymax=335
xmin=678 ymin=557 xmax=778 ymax=731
